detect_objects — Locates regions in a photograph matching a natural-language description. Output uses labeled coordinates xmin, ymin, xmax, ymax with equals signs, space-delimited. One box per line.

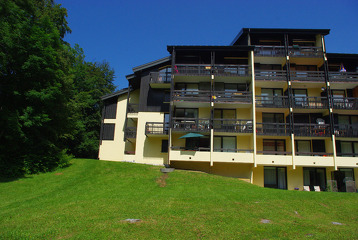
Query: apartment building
xmin=99 ymin=28 xmax=358 ymax=192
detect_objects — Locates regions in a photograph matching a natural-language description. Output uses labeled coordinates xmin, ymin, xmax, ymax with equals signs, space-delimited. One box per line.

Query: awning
xmin=179 ymin=133 xmax=204 ymax=139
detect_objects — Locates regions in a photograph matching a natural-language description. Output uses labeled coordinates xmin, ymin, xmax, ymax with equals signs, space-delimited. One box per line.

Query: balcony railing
xmin=336 ymin=153 xmax=358 ymax=157
xmin=127 ymin=103 xmax=139 ymax=113
xmin=334 ymin=124 xmax=358 ymax=138
xmin=256 ymin=123 xmax=290 ymax=136
xmin=290 ymin=71 xmax=325 ymax=82
xmin=292 ymin=96 xmax=328 ymax=109
xmin=213 ymin=148 xmax=254 ymax=153
xmin=124 ymin=127 xmax=137 ymax=139
xmin=172 ymin=117 xmax=210 ymax=132
xmin=254 ymin=46 xmax=286 ymax=57
xmin=214 ymin=65 xmax=250 ymax=77
xmin=145 ymin=122 xmax=169 ymax=135
xmin=150 ymin=72 xmax=171 ymax=84
xmin=171 ymin=146 xmax=210 ymax=152
xmin=329 ymin=72 xmax=358 ymax=82
xmin=172 ymin=90 xmax=211 ymax=102
xmin=293 ymin=123 xmax=331 ymax=137
xmin=212 ymin=91 xmax=252 ymax=103
xmin=257 ymin=151 xmax=292 ymax=155
xmin=213 ymin=119 xmax=253 ymax=133
xmin=332 ymin=97 xmax=358 ymax=110
xmin=256 ymin=95 xmax=289 ymax=108
xmin=174 ymin=64 xmax=211 ymax=76
xmin=288 ymin=46 xmax=323 ymax=57
xmin=255 ymin=70 xmax=287 ymax=80
xmin=295 ymin=152 xmax=333 ymax=156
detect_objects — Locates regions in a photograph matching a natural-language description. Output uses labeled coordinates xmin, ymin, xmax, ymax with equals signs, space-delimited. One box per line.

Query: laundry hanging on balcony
xmin=179 ymin=133 xmax=204 ymax=139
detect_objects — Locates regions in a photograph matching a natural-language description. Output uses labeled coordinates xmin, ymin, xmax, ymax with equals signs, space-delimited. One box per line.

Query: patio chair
xmin=303 ymin=186 xmax=310 ymax=191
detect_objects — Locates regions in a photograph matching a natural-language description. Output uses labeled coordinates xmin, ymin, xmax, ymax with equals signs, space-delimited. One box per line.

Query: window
xmin=295 ymin=140 xmax=311 ymax=154
xmin=214 ymin=136 xmax=236 ymax=152
xmin=303 ymin=168 xmax=326 ymax=191
xmin=103 ymin=99 xmax=117 ymax=119
xmin=336 ymin=141 xmax=358 ymax=157
xmin=264 ymin=167 xmax=287 ymax=189
xmin=263 ymin=139 xmax=285 ymax=154
xmin=175 ymin=108 xmax=198 ymax=118
xmin=161 ymin=140 xmax=168 ymax=153
xmin=293 ymin=89 xmax=308 ymax=107
xmin=101 ymin=123 xmax=115 ymax=141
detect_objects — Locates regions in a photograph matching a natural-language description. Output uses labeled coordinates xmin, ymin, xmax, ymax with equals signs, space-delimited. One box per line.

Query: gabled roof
xmin=132 ymin=56 xmax=171 ymax=73
xmin=101 ymin=88 xmax=129 ymax=101
xmin=231 ymin=28 xmax=331 ymax=46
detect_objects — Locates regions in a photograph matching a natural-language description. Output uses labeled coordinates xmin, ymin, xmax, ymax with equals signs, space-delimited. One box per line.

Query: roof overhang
xmin=132 ymin=56 xmax=171 ymax=73
xmin=101 ymin=88 xmax=129 ymax=101
xmin=167 ymin=45 xmax=254 ymax=53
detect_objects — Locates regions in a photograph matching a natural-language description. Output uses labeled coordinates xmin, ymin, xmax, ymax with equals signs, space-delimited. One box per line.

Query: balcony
xmin=174 ymin=64 xmax=211 ymax=76
xmin=124 ymin=127 xmax=137 ymax=139
xmin=329 ymin=72 xmax=358 ymax=82
xmin=172 ymin=117 xmax=210 ymax=132
xmin=254 ymin=46 xmax=286 ymax=57
xmin=256 ymin=123 xmax=290 ymax=136
xmin=290 ymin=71 xmax=325 ymax=82
xmin=293 ymin=123 xmax=331 ymax=137
xmin=172 ymin=90 xmax=211 ymax=103
xmin=295 ymin=152 xmax=333 ymax=157
xmin=214 ymin=65 xmax=250 ymax=77
xmin=288 ymin=46 xmax=323 ymax=57
xmin=127 ymin=103 xmax=139 ymax=113
xmin=212 ymin=91 xmax=252 ymax=104
xmin=255 ymin=70 xmax=287 ymax=81
xmin=334 ymin=124 xmax=358 ymax=138
xmin=256 ymin=95 xmax=289 ymax=108
xmin=332 ymin=97 xmax=358 ymax=110
xmin=213 ymin=119 xmax=253 ymax=133
xmin=145 ymin=122 xmax=169 ymax=136
xmin=149 ymin=72 xmax=171 ymax=87
xmin=292 ymin=96 xmax=328 ymax=109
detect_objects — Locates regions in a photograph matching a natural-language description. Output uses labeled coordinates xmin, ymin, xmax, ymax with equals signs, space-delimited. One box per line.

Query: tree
xmin=0 ymin=0 xmax=73 ymax=176
xmin=67 ymin=45 xmax=116 ymax=158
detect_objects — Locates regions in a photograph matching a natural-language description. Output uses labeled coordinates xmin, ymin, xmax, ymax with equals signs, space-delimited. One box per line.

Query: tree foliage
xmin=0 ymin=0 xmax=116 ymax=177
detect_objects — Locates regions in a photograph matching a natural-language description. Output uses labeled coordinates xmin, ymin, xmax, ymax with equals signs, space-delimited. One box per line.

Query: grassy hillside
xmin=0 ymin=159 xmax=357 ymax=239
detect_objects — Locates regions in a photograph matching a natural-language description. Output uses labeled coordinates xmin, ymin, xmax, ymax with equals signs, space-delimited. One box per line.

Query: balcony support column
xmin=250 ymin=50 xmax=257 ymax=167
xmin=332 ymin=134 xmax=337 ymax=170
xmin=291 ymin=134 xmax=295 ymax=169
xmin=210 ymin=129 xmax=213 ymax=166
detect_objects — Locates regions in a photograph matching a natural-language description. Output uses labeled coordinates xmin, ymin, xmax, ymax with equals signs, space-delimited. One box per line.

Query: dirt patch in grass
xmin=156 ymin=173 xmax=169 ymax=187
xmin=55 ymin=173 xmax=63 ymax=176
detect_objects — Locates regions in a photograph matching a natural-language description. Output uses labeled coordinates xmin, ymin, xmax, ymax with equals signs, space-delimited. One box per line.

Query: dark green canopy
xmin=179 ymin=133 xmax=204 ymax=139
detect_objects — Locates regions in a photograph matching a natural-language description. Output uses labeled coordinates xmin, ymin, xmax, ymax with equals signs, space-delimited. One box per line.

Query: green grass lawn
xmin=1 ymin=159 xmax=357 ymax=239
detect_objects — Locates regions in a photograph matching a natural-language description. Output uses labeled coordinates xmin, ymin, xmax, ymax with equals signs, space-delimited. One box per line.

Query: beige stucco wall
xmin=98 ymin=94 xmax=127 ymax=161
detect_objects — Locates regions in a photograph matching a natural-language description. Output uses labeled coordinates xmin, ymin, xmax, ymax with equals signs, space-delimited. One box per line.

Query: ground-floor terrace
xmin=170 ymin=161 xmax=358 ymax=192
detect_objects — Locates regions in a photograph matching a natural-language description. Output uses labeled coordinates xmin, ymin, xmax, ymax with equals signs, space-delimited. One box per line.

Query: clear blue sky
xmin=59 ymin=0 xmax=358 ymax=90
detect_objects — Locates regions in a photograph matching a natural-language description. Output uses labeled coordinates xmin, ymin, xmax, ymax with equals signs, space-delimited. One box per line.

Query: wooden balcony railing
xmin=145 ymin=122 xmax=169 ymax=135
xmin=172 ymin=117 xmax=210 ymax=132
xmin=329 ymin=72 xmax=358 ymax=82
xmin=127 ymin=103 xmax=139 ymax=113
xmin=288 ymin=46 xmax=323 ymax=57
xmin=172 ymin=90 xmax=211 ymax=102
xmin=255 ymin=70 xmax=287 ymax=80
xmin=174 ymin=64 xmax=211 ymax=76
xmin=257 ymin=151 xmax=292 ymax=155
xmin=293 ymin=123 xmax=331 ymax=137
xmin=213 ymin=119 xmax=253 ymax=133
xmin=213 ymin=65 xmax=250 ymax=77
xmin=334 ymin=124 xmax=358 ymax=138
xmin=256 ymin=95 xmax=289 ymax=108
xmin=124 ymin=127 xmax=137 ymax=139
xmin=290 ymin=71 xmax=325 ymax=82
xmin=292 ymin=96 xmax=328 ymax=109
xmin=256 ymin=123 xmax=290 ymax=136
xmin=254 ymin=46 xmax=286 ymax=57
xmin=332 ymin=97 xmax=358 ymax=110
xmin=149 ymin=72 xmax=171 ymax=83
xmin=212 ymin=91 xmax=252 ymax=103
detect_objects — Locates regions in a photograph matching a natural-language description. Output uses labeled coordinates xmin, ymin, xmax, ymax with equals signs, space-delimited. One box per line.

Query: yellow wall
xmin=129 ymin=89 xmax=140 ymax=103
xmin=199 ymin=107 xmax=211 ymax=118
xmin=99 ymin=94 xmax=127 ymax=161
xmin=307 ymin=88 xmax=323 ymax=98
